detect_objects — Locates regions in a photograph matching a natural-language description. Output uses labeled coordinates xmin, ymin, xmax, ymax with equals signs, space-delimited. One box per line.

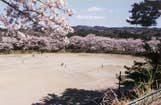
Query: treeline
xmin=0 ymin=26 xmax=161 ymax=55
xmin=68 ymin=26 xmax=161 ymax=40
xmin=1 ymin=26 xmax=161 ymax=40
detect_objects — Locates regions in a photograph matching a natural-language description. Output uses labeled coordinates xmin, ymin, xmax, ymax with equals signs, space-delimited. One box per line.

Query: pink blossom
xmin=69 ymin=34 xmax=159 ymax=53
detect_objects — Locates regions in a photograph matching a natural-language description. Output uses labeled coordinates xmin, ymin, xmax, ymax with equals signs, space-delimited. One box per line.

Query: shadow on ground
xmin=32 ymin=88 xmax=104 ymax=105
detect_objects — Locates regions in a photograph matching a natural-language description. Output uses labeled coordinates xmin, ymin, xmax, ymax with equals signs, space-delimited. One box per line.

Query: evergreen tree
xmin=127 ymin=1 xmax=161 ymax=27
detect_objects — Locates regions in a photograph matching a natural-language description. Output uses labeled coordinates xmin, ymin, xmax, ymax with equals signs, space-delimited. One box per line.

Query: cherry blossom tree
xmin=0 ymin=0 xmax=74 ymax=52
xmin=0 ymin=0 xmax=74 ymax=35
xmin=69 ymin=34 xmax=160 ymax=54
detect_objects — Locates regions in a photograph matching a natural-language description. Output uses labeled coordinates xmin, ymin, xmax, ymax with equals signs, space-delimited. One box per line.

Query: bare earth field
xmin=0 ymin=53 xmax=143 ymax=105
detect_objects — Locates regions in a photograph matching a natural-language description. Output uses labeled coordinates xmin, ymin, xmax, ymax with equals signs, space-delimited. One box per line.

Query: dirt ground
xmin=0 ymin=53 xmax=143 ymax=105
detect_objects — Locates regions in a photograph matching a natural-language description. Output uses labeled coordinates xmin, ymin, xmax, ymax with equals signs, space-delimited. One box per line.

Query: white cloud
xmin=76 ymin=15 xmax=105 ymax=20
xmin=107 ymin=9 xmax=119 ymax=13
xmin=88 ymin=6 xmax=104 ymax=12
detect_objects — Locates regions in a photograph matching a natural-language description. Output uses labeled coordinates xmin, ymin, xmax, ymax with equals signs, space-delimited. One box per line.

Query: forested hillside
xmin=68 ymin=26 xmax=161 ymax=40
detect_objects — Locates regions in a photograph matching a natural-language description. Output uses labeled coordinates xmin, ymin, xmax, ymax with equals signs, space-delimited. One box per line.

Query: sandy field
xmin=0 ymin=53 xmax=143 ymax=105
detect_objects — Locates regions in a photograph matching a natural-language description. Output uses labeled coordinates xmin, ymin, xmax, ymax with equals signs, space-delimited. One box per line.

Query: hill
xmin=68 ymin=26 xmax=161 ymax=40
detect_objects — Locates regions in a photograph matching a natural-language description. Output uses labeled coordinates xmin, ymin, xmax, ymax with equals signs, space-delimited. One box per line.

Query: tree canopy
xmin=127 ymin=0 xmax=161 ymax=27
xmin=0 ymin=0 xmax=74 ymax=35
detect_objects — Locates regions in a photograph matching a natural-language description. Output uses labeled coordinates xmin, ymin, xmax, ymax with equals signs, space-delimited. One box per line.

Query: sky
xmin=67 ymin=0 xmax=161 ymax=27
xmin=0 ymin=0 xmax=161 ymax=28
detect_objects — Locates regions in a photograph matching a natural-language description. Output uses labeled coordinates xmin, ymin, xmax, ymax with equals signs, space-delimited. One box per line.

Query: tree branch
xmin=1 ymin=0 xmax=38 ymax=25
